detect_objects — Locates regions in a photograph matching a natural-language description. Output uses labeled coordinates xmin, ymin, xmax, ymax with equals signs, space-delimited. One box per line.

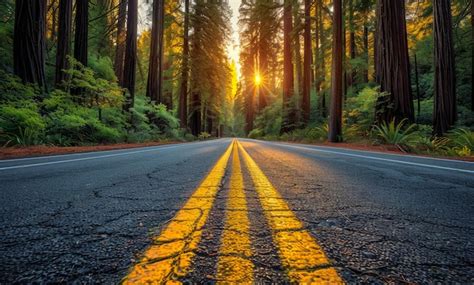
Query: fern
xmin=373 ymin=119 xmax=418 ymax=151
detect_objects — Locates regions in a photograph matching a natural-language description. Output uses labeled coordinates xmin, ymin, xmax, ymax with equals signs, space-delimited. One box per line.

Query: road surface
xmin=1 ymin=138 xmax=473 ymax=283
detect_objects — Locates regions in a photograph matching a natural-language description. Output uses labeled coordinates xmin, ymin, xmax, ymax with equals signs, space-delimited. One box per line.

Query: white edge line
xmin=251 ymin=139 xmax=474 ymax=165
xmin=246 ymin=139 xmax=474 ymax=174
xmin=0 ymin=146 xmax=182 ymax=171
xmin=0 ymin=139 xmax=228 ymax=163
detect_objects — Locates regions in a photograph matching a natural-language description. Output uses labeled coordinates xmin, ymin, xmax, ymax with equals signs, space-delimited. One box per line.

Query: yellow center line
xmin=216 ymin=142 xmax=253 ymax=284
xmin=237 ymin=141 xmax=344 ymax=284
xmin=122 ymin=141 xmax=235 ymax=284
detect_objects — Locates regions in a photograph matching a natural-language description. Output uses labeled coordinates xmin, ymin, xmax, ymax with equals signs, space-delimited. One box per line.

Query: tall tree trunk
xmin=348 ymin=0 xmax=357 ymax=86
xmin=122 ymin=0 xmax=137 ymax=111
xmin=433 ymin=0 xmax=456 ymax=135
xmin=282 ymin=0 xmax=295 ymax=133
xmin=293 ymin=2 xmax=303 ymax=103
xmin=114 ymin=0 xmax=127 ymax=84
xmin=258 ymin=44 xmax=269 ymax=111
xmin=302 ymin=0 xmax=312 ymax=125
xmin=329 ymin=0 xmax=343 ymax=142
xmin=179 ymin=0 xmax=190 ymax=129
xmin=414 ymin=53 xmax=421 ymax=121
xmin=471 ymin=0 xmax=474 ymax=111
xmin=74 ymin=0 xmax=88 ymax=66
xmin=146 ymin=0 xmax=165 ymax=103
xmin=245 ymin=87 xmax=255 ymax=134
xmin=190 ymin=91 xmax=201 ymax=136
xmin=55 ymin=0 xmax=72 ymax=87
xmin=162 ymin=56 xmax=173 ymax=109
xmin=318 ymin=0 xmax=326 ymax=117
xmin=314 ymin=0 xmax=319 ymax=92
xmin=258 ymin=3 xmax=269 ymax=112
xmin=363 ymin=24 xmax=369 ymax=83
xmin=375 ymin=0 xmax=414 ymax=123
xmin=14 ymin=0 xmax=47 ymax=90
xmin=190 ymin=3 xmax=202 ymax=136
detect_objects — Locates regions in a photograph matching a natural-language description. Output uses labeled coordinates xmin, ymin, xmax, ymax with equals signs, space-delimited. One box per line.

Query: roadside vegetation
xmin=248 ymin=86 xmax=474 ymax=158
xmin=240 ymin=0 xmax=473 ymax=159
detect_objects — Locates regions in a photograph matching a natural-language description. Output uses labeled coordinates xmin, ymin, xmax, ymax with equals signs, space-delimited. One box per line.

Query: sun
xmin=255 ymin=73 xmax=262 ymax=86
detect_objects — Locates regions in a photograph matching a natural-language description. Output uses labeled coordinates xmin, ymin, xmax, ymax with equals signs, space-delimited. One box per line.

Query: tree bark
xmin=302 ymin=0 xmax=312 ymax=125
xmin=318 ymin=0 xmax=326 ymax=117
xmin=471 ymin=0 xmax=474 ymax=111
xmin=433 ymin=0 xmax=456 ymax=135
xmin=114 ymin=0 xmax=127 ymax=84
xmin=293 ymin=2 xmax=303 ymax=103
xmin=375 ymin=0 xmax=414 ymax=123
xmin=329 ymin=0 xmax=343 ymax=142
xmin=363 ymin=24 xmax=369 ymax=83
xmin=122 ymin=0 xmax=137 ymax=110
xmin=281 ymin=0 xmax=295 ymax=133
xmin=348 ymin=0 xmax=357 ymax=86
xmin=55 ymin=0 xmax=73 ymax=87
xmin=13 ymin=0 xmax=47 ymax=90
xmin=146 ymin=0 xmax=165 ymax=104
xmin=74 ymin=0 xmax=88 ymax=66
xmin=179 ymin=0 xmax=190 ymax=129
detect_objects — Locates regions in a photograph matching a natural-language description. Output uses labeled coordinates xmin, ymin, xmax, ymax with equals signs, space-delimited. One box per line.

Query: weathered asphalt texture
xmin=1 ymin=138 xmax=473 ymax=283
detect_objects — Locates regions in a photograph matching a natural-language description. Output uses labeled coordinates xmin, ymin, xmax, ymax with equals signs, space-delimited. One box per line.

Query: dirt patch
xmin=0 ymin=141 xmax=184 ymax=160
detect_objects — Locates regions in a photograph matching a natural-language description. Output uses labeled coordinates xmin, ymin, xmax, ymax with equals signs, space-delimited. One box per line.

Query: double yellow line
xmin=123 ymin=140 xmax=343 ymax=284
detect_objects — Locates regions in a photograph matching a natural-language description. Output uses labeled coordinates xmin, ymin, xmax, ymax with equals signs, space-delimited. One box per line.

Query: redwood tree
xmin=114 ymin=0 xmax=127 ymax=84
xmin=433 ymin=0 xmax=456 ymax=135
xmin=13 ymin=0 xmax=47 ymax=89
xmin=74 ymin=0 xmax=88 ymax=66
xmin=281 ymin=0 xmax=295 ymax=133
xmin=375 ymin=0 xmax=414 ymax=123
xmin=122 ymin=0 xmax=137 ymax=110
xmin=179 ymin=0 xmax=190 ymax=129
xmin=146 ymin=0 xmax=165 ymax=103
xmin=55 ymin=0 xmax=73 ymax=86
xmin=471 ymin=0 xmax=474 ymax=111
xmin=302 ymin=0 xmax=312 ymax=125
xmin=329 ymin=0 xmax=343 ymax=142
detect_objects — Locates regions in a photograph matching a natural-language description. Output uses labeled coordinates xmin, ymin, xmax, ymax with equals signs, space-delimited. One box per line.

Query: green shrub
xmin=0 ymin=70 xmax=38 ymax=107
xmin=412 ymin=136 xmax=450 ymax=154
xmin=373 ymin=119 xmax=418 ymax=151
xmin=248 ymin=128 xmax=264 ymax=139
xmin=254 ymin=101 xmax=282 ymax=136
xmin=448 ymin=128 xmax=474 ymax=156
xmin=0 ymin=106 xmax=45 ymax=146
xmin=198 ymin=132 xmax=211 ymax=140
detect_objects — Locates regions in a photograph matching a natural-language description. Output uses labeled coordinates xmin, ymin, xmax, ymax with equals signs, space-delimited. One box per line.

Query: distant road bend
xmin=1 ymin=138 xmax=473 ymax=283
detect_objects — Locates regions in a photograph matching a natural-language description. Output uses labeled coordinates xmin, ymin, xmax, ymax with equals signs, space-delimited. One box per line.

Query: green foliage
xmin=0 ymin=106 xmax=45 ymax=146
xmin=411 ymin=135 xmax=450 ymax=154
xmin=127 ymin=96 xmax=181 ymax=142
xmin=254 ymin=101 xmax=282 ymax=137
xmin=345 ymin=87 xmax=379 ymax=131
xmin=89 ymin=56 xmax=117 ymax=82
xmin=198 ymin=132 xmax=212 ymax=140
xmin=0 ymin=70 xmax=38 ymax=106
xmin=448 ymin=128 xmax=474 ymax=156
xmin=372 ymin=119 xmax=418 ymax=150
xmin=248 ymin=128 xmax=264 ymax=139
xmin=63 ymin=57 xmax=124 ymax=108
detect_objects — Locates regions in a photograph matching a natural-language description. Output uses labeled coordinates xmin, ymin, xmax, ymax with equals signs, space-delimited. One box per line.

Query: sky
xmin=228 ymin=0 xmax=242 ymax=78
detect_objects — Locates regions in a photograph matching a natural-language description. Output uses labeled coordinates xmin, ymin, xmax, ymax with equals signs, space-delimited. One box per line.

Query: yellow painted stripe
xmin=216 ymin=142 xmax=253 ymax=284
xmin=237 ymin=141 xmax=344 ymax=284
xmin=123 ymin=141 xmax=235 ymax=284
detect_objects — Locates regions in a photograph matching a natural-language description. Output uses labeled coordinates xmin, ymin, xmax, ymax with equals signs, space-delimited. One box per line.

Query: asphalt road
xmin=1 ymin=138 xmax=473 ymax=283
